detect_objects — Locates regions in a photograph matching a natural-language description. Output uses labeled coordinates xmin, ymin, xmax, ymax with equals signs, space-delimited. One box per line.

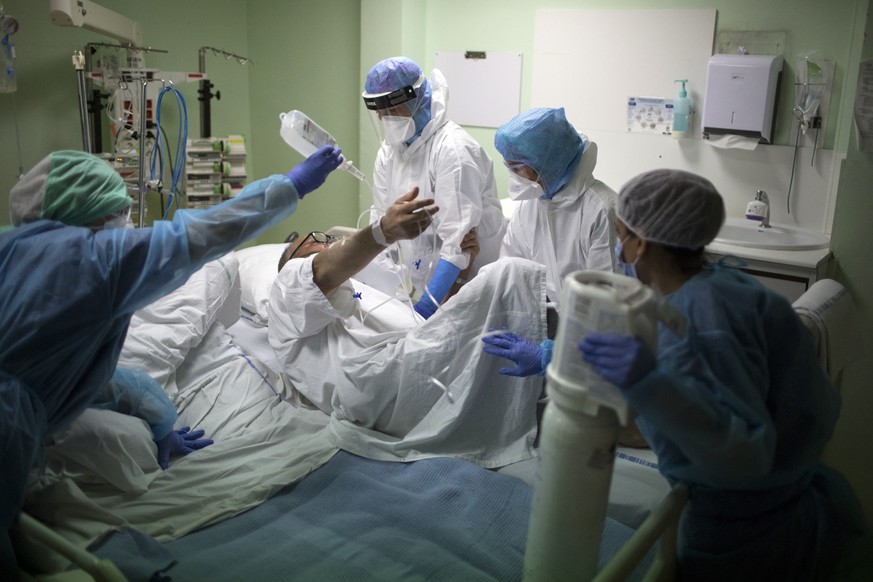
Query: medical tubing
xmin=351 ymin=205 xmax=414 ymax=325
xmin=151 ymin=85 xmax=188 ymax=218
xmin=409 ymin=205 xmax=439 ymax=309
xmin=428 ymin=365 xmax=455 ymax=403
xmin=160 ymin=129 xmax=182 ymax=213
xmin=359 ymin=292 xmax=398 ymax=325
xmin=359 ymin=215 xmax=432 ymax=324
xmin=360 ymin=198 xmax=439 ymax=321
xmin=787 ymin=119 xmax=802 ymax=214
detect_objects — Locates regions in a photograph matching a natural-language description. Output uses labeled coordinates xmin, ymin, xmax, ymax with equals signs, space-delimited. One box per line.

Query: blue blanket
xmin=92 ymin=451 xmax=651 ymax=581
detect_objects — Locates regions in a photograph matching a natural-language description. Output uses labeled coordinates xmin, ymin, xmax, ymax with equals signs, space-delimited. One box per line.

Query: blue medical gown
xmin=91 ymin=367 xmax=178 ymax=442
xmin=0 ymin=174 xmax=300 ymax=529
xmin=623 ymin=264 xmax=863 ymax=581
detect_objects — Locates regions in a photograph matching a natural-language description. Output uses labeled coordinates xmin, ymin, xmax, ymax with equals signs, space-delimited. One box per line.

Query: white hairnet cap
xmin=617 ymin=169 xmax=725 ymax=249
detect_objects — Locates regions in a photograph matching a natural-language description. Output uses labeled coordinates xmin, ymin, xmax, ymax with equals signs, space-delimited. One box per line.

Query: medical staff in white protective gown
xmin=0 ymin=147 xmax=342 ymax=578
xmin=494 ymin=107 xmax=617 ymax=308
xmin=575 ymin=170 xmax=865 ymax=581
xmin=268 ymin=188 xmax=545 ymax=469
xmin=362 ymin=56 xmax=506 ymax=319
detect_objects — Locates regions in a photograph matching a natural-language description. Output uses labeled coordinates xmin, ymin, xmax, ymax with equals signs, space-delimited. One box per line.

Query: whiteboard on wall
xmin=435 ymin=51 xmax=523 ymax=128
xmin=532 ymin=9 xmax=716 ymax=132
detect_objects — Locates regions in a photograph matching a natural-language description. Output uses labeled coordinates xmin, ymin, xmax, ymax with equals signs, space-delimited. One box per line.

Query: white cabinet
xmin=704 ymin=243 xmax=831 ymax=303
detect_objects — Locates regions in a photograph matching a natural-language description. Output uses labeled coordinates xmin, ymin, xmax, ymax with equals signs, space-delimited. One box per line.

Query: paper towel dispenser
xmin=702 ymin=54 xmax=784 ymax=144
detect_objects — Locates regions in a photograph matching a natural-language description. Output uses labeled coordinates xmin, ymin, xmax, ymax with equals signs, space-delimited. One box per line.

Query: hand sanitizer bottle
xmin=671 ymin=80 xmax=690 ymax=139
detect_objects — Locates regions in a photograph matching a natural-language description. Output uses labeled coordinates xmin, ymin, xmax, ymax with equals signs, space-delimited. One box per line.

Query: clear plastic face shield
xmin=362 ymin=74 xmax=425 ymax=146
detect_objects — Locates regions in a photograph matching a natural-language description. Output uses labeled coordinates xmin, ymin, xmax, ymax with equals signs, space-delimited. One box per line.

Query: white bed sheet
xmin=16 ymin=250 xmax=668 ymax=576
xmin=227 ymin=312 xmax=286 ymax=375
xmin=22 ymin=322 xmax=338 ymax=568
xmin=227 ymin=312 xmax=669 ymax=530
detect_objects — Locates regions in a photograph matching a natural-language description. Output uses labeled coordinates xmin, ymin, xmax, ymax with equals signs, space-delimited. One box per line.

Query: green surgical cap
xmin=9 ymin=150 xmax=131 ymax=227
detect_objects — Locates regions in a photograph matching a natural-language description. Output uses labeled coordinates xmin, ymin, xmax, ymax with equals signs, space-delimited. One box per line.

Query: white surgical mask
xmin=507 ymin=172 xmax=543 ymax=201
xmin=382 ymin=116 xmax=416 ymax=144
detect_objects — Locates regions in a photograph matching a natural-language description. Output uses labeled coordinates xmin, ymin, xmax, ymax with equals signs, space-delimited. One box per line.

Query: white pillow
xmin=118 ymin=253 xmax=241 ymax=390
xmin=235 ymin=243 xmax=287 ymax=325
xmin=44 ymin=408 xmax=161 ymax=493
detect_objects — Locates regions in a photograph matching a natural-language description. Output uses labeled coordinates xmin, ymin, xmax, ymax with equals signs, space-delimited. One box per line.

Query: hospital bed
xmin=12 ymin=243 xmax=680 ymax=581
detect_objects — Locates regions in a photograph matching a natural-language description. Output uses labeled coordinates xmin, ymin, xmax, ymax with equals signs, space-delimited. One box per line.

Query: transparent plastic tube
xmin=279 ymin=110 xmax=365 ymax=180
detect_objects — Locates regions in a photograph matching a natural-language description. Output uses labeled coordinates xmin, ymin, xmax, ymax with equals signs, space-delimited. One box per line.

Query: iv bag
xmin=279 ymin=110 xmax=365 ymax=180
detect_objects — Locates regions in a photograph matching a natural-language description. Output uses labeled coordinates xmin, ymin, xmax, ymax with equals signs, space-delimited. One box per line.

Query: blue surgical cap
xmin=617 ymin=169 xmax=725 ymax=249
xmin=365 ymin=56 xmax=433 ymax=143
xmin=494 ymin=108 xmax=586 ymax=199
xmin=365 ymin=56 xmax=421 ymax=94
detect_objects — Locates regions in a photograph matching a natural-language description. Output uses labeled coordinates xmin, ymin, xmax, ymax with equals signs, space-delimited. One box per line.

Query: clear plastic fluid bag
xmin=279 ymin=110 xmax=364 ymax=180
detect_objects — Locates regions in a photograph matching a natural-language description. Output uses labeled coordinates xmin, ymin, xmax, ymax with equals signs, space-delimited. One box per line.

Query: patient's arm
xmin=312 ymin=187 xmax=438 ymax=294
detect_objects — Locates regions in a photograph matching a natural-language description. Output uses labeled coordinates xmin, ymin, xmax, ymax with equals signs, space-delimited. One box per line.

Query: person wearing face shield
xmin=494 ymin=107 xmax=618 ymax=311
xmin=362 ymin=56 xmax=507 ymax=320
xmin=0 ymin=147 xmax=341 ymax=577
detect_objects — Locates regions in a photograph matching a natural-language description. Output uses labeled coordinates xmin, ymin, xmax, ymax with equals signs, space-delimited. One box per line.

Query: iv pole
xmin=197 ymin=46 xmax=252 ymax=138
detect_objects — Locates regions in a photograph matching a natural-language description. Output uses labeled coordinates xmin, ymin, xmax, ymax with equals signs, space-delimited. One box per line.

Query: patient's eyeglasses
xmin=288 ymin=231 xmax=339 ymax=259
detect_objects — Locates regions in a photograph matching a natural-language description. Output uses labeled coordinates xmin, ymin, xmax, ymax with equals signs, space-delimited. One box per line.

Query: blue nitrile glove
xmin=155 ymin=426 xmax=214 ymax=470
xmin=482 ymin=331 xmax=552 ymax=377
xmin=413 ymin=259 xmax=462 ymax=319
xmin=578 ymin=333 xmax=656 ymax=389
xmin=286 ymin=145 xmax=344 ymax=198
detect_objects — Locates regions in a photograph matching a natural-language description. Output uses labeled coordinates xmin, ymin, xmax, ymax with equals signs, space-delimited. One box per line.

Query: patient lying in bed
xmin=268 ymin=197 xmax=550 ymax=469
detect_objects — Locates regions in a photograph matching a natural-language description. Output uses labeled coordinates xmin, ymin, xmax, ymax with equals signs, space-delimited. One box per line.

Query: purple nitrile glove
xmin=482 ymin=331 xmax=544 ymax=377
xmin=578 ymin=332 xmax=655 ymax=389
xmin=155 ymin=426 xmax=214 ymax=470
xmin=287 ymin=145 xmax=344 ymax=197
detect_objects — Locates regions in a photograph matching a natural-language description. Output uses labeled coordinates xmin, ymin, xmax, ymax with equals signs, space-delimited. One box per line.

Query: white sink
xmin=713 ymin=218 xmax=830 ymax=251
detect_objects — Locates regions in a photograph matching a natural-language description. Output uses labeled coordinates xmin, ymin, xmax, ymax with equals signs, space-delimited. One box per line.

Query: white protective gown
xmin=500 ymin=140 xmax=617 ymax=308
xmin=267 ymin=256 xmax=546 ymax=468
xmin=366 ymin=69 xmax=507 ymax=298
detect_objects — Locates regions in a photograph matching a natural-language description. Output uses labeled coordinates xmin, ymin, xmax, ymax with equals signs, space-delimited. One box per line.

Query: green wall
xmin=245 ymin=0 xmax=361 ymax=244
xmin=0 ymin=0 xmax=256 ymax=226
xmin=405 ymin=0 xmax=866 ymax=205
xmin=0 ymin=0 xmax=362 ymax=243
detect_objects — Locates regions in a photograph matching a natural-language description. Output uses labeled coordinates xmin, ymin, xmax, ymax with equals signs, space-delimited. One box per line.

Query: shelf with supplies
xmin=185 ymin=135 xmax=247 ymax=208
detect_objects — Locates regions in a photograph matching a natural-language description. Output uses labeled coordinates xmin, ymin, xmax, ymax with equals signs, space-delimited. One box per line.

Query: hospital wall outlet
xmin=745 ymin=189 xmax=770 ymax=227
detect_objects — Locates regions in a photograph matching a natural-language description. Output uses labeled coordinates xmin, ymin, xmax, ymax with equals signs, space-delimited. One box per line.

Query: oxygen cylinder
xmin=523 ymin=270 xmax=657 ymax=582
